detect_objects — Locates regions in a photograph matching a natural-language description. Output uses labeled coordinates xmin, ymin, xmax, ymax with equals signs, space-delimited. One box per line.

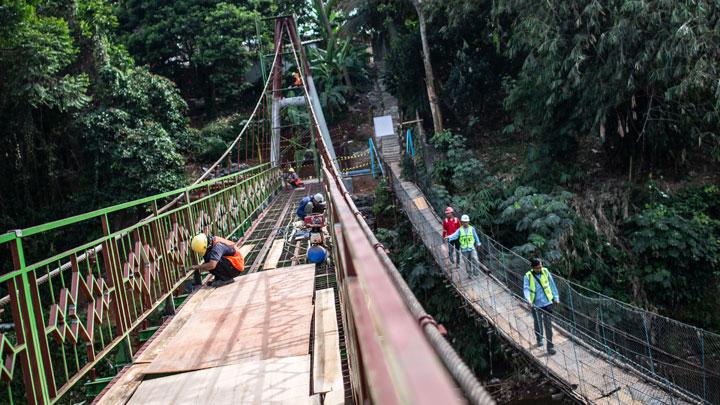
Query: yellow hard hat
xmin=288 ymin=167 xmax=295 ymax=173
xmin=191 ymin=233 xmax=209 ymax=255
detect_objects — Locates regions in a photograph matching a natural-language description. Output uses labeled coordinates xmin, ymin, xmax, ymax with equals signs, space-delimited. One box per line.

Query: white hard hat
xmin=313 ymin=193 xmax=324 ymax=203
xmin=460 ymin=214 xmax=470 ymax=222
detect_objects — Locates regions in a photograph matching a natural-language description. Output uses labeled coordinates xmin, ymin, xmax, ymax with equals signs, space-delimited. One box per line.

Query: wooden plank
xmin=95 ymin=363 xmax=148 ymax=405
xmin=142 ymin=265 xmax=316 ymax=375
xmin=312 ymin=289 xmax=344 ymax=403
xmin=413 ymin=196 xmax=428 ymax=210
xmin=198 ymin=264 xmax=316 ymax=311
xmin=263 ymin=239 xmax=286 ymax=270
xmin=128 ymin=355 xmax=313 ymax=405
xmin=134 ymin=288 xmax=215 ymax=364
xmin=238 ymin=243 xmax=254 ymax=257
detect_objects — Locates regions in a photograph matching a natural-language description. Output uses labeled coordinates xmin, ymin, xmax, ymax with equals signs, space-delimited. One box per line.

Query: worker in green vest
xmin=445 ymin=214 xmax=482 ymax=276
xmin=523 ymin=258 xmax=559 ymax=355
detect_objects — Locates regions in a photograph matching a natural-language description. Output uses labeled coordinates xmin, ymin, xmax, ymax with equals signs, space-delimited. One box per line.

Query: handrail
xmin=0 ymin=163 xmax=281 ymax=404
xmin=2 ymin=164 xmax=268 ymax=239
xmin=283 ymin=16 xmax=492 ymax=404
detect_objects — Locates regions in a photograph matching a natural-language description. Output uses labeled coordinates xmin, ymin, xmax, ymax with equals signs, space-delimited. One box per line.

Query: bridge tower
xmin=270 ymin=16 xmax=337 ymax=169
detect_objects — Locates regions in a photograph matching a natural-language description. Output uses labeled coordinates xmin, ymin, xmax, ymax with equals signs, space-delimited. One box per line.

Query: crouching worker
xmin=286 ymin=167 xmax=303 ymax=189
xmin=190 ymin=233 xmax=245 ymax=287
xmin=296 ymin=193 xmax=326 ymax=219
xmin=523 ymin=258 xmax=559 ymax=355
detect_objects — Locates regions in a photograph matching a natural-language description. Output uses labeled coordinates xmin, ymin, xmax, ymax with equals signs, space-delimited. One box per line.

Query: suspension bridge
xmin=0 ymin=15 xmax=717 ymax=405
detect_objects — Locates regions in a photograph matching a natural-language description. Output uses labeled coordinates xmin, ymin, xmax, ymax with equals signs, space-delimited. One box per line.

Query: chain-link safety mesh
xmin=389 ymin=159 xmax=718 ymax=404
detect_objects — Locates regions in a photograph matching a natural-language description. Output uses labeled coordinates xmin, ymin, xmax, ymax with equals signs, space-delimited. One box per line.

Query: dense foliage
xmin=0 ymin=1 xmax=188 ymax=229
xmin=116 ymin=0 xmax=270 ymax=116
xmin=498 ymin=0 xmax=720 ymax=181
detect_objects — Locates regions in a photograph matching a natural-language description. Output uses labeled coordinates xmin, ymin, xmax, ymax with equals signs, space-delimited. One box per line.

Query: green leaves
xmin=116 ymin=0 xmax=269 ymax=115
xmin=1 ymin=12 xmax=89 ymax=111
xmin=309 ymin=37 xmax=369 ymax=119
xmin=497 ymin=186 xmax=575 ymax=260
xmin=496 ymin=0 xmax=720 ymax=174
xmin=624 ymin=186 xmax=720 ymax=324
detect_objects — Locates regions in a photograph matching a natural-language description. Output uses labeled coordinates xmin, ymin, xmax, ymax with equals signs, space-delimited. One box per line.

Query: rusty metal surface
xmin=142 ymin=265 xmax=315 ymax=375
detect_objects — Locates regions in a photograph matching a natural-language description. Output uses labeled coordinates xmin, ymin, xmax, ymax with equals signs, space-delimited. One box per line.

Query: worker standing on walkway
xmin=523 ymin=258 xmax=559 ymax=355
xmin=189 ymin=233 xmax=245 ymax=287
xmin=286 ymin=167 xmax=303 ymax=189
xmin=442 ymin=207 xmax=461 ymax=264
xmin=445 ymin=215 xmax=482 ymax=276
xmin=296 ymin=193 xmax=326 ymax=219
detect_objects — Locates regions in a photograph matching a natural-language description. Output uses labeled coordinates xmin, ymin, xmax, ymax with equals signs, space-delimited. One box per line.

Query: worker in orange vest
xmin=286 ymin=167 xmax=303 ymax=189
xmin=189 ymin=233 xmax=245 ymax=287
xmin=293 ymin=71 xmax=303 ymax=87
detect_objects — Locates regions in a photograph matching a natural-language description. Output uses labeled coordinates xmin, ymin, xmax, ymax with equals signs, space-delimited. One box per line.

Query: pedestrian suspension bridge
xmin=0 ymin=16 xmax=717 ymax=405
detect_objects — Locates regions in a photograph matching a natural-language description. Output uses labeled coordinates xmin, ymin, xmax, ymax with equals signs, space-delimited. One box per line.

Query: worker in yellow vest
xmin=445 ymin=214 xmax=482 ymax=276
xmin=523 ymin=258 xmax=559 ymax=355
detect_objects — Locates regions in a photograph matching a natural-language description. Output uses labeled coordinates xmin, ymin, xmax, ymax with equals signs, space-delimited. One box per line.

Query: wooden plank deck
xmin=312 ymin=288 xmax=344 ymax=404
xmin=143 ymin=265 xmax=316 ymax=375
xmin=127 ymin=355 xmax=312 ymax=405
xmin=388 ymin=161 xmax=694 ymax=405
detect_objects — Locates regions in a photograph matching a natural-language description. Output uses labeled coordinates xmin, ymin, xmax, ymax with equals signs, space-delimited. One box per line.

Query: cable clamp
xmin=373 ymin=242 xmax=388 ymax=253
xmin=418 ymin=315 xmax=447 ymax=336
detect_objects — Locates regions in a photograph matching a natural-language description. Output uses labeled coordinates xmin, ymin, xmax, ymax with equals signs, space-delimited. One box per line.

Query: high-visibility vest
xmin=211 ymin=241 xmax=245 ymax=272
xmin=526 ymin=268 xmax=554 ymax=303
xmin=458 ymin=226 xmax=476 ymax=250
xmin=224 ymin=250 xmax=245 ymax=272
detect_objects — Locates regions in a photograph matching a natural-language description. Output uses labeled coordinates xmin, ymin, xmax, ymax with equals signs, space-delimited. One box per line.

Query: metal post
xmin=641 ymin=313 xmax=656 ymax=374
xmin=598 ymin=306 xmax=620 ymax=403
xmin=699 ymin=329 xmax=707 ymax=402
xmin=270 ymin=19 xmax=283 ymax=167
xmin=369 ymin=138 xmax=376 ymax=178
xmin=566 ymin=284 xmax=577 ymax=335
xmin=9 ymin=236 xmax=52 ymax=404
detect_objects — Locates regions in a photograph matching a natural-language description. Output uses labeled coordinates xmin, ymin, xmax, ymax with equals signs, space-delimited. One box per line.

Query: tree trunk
xmin=314 ymin=0 xmax=333 ymax=39
xmin=411 ymin=0 xmax=443 ymax=134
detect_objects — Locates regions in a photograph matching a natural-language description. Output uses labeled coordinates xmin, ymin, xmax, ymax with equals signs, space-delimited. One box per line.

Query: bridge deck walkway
xmin=96 ymin=184 xmax=346 ymax=404
xmin=384 ymin=155 xmax=693 ymax=404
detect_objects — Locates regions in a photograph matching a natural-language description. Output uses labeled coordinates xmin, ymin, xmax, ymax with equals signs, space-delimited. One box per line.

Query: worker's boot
xmin=547 ymin=343 xmax=556 ymax=355
xmin=211 ymin=278 xmax=234 ymax=287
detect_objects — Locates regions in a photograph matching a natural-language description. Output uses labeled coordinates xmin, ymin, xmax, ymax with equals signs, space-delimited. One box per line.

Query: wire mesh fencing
xmin=389 ymin=167 xmax=717 ymax=404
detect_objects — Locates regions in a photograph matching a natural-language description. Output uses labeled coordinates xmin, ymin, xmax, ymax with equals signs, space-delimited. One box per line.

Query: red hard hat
xmin=445 ymin=207 xmax=454 ymax=214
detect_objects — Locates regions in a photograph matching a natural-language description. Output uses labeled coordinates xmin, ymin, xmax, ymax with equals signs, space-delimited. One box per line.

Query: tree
xmin=116 ymin=0 xmax=271 ymax=116
xmin=409 ymin=0 xmax=443 ymax=134
xmin=496 ymin=0 xmax=720 ymax=178
xmin=0 ymin=0 xmax=190 ymax=229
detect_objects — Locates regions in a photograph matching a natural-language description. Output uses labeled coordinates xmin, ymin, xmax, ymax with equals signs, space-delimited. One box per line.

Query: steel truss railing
xmin=0 ymin=165 xmax=281 ymax=404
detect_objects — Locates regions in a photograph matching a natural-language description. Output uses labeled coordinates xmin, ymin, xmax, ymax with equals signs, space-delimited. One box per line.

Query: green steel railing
xmin=0 ymin=164 xmax=281 ymax=404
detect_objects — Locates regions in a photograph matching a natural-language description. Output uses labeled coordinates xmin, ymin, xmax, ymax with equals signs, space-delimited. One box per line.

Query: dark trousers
xmin=211 ymin=257 xmax=240 ymax=281
xmin=532 ymin=304 xmax=554 ymax=349
xmin=448 ymin=240 xmax=460 ymax=264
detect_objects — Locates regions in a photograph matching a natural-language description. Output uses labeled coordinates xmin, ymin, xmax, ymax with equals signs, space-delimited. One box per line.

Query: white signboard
xmin=373 ymin=115 xmax=395 ymax=138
